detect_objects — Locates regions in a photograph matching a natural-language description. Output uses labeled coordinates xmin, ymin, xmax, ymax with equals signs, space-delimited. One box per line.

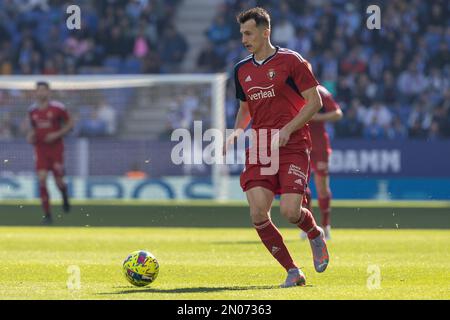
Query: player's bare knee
xmin=38 ymin=176 xmax=47 ymax=186
xmin=317 ymin=188 xmax=331 ymax=199
xmin=249 ymin=206 xmax=269 ymax=223
xmin=280 ymin=205 xmax=301 ymax=224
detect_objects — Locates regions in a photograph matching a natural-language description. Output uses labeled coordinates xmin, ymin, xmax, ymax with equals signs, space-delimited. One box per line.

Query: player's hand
xmin=222 ymin=130 xmax=240 ymax=156
xmin=26 ymin=132 xmax=36 ymax=145
xmin=44 ymin=132 xmax=61 ymax=143
xmin=271 ymin=127 xmax=291 ymax=150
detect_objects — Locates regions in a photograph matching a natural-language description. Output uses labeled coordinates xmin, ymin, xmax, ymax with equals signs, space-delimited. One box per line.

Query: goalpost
xmin=0 ymin=74 xmax=230 ymax=200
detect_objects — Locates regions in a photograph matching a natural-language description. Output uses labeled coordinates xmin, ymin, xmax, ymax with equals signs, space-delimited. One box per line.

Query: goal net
xmin=0 ymin=74 xmax=231 ymax=201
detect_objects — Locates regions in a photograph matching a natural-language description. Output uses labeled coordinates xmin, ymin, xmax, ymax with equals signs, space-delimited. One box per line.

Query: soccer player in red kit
xmin=224 ymin=8 xmax=329 ymax=287
xmin=27 ymin=82 xmax=74 ymax=225
xmin=302 ymin=76 xmax=343 ymax=240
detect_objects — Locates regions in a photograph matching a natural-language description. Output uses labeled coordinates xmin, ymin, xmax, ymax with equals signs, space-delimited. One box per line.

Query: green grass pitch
xmin=0 ymin=226 xmax=449 ymax=300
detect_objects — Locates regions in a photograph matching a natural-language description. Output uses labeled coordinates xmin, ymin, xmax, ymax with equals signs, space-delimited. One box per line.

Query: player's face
xmin=240 ymin=19 xmax=269 ymax=54
xmin=36 ymin=85 xmax=50 ymax=101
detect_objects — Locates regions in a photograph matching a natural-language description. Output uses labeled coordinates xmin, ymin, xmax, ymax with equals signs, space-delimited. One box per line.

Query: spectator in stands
xmin=196 ymin=42 xmax=226 ymax=73
xmin=363 ymin=101 xmax=393 ymax=131
xmin=78 ymin=108 xmax=107 ymax=137
xmin=271 ymin=17 xmax=295 ymax=48
xmin=377 ymin=71 xmax=397 ymax=105
xmin=133 ymin=26 xmax=151 ymax=59
xmin=287 ymin=28 xmax=312 ymax=58
xmin=340 ymin=47 xmax=367 ymax=76
xmin=0 ymin=0 xmax=448 ymax=141
xmin=142 ymin=50 xmax=161 ymax=73
xmin=430 ymin=42 xmax=449 ymax=69
xmin=179 ymin=89 xmax=200 ymax=130
xmin=159 ymin=24 xmax=188 ymax=73
xmin=363 ymin=117 xmax=385 ymax=140
xmin=428 ymin=105 xmax=448 ymax=139
xmin=335 ymin=104 xmax=363 ymax=138
xmin=0 ymin=112 xmax=14 ymax=140
xmin=386 ymin=116 xmax=408 ymax=140
xmin=206 ymin=15 xmax=232 ymax=47
xmin=407 ymin=103 xmax=432 ymax=139
xmin=96 ymin=100 xmax=117 ymax=136
xmin=397 ymin=64 xmax=428 ymax=104
xmin=0 ymin=52 xmax=13 ymax=75
xmin=17 ymin=0 xmax=49 ymax=12
xmin=103 ymin=26 xmax=132 ymax=59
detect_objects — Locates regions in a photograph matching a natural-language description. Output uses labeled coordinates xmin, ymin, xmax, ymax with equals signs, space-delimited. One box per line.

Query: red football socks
xmin=303 ymin=187 xmax=313 ymax=212
xmin=318 ymin=196 xmax=331 ymax=227
xmin=296 ymin=207 xmax=320 ymax=239
xmin=39 ymin=184 xmax=51 ymax=216
xmin=58 ymin=183 xmax=68 ymax=201
xmin=254 ymin=219 xmax=297 ymax=271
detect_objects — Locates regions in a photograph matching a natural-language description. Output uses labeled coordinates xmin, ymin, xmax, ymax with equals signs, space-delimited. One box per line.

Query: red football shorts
xmin=310 ymin=148 xmax=330 ymax=177
xmin=34 ymin=145 xmax=65 ymax=176
xmin=240 ymin=151 xmax=310 ymax=195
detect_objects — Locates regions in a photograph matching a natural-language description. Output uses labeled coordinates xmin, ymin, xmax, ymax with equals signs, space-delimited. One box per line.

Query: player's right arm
xmin=26 ymin=112 xmax=36 ymax=145
xmin=26 ymin=128 xmax=35 ymax=145
xmin=223 ymin=62 xmax=253 ymax=155
xmin=44 ymin=104 xmax=74 ymax=143
xmin=233 ymin=100 xmax=251 ymax=132
xmin=223 ymin=101 xmax=251 ymax=156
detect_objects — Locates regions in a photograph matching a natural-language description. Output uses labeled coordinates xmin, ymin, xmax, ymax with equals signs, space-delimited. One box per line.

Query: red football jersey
xmin=308 ymin=85 xmax=340 ymax=152
xmin=234 ymin=47 xmax=319 ymax=154
xmin=29 ymin=100 xmax=69 ymax=147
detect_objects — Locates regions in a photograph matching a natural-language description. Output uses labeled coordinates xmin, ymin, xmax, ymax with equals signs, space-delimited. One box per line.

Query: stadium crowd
xmin=203 ymin=0 xmax=450 ymax=139
xmin=0 ymin=0 xmax=185 ymax=75
xmin=0 ymin=0 xmax=449 ymax=140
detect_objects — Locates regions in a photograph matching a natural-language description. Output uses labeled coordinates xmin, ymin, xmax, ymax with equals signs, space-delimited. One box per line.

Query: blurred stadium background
xmin=0 ymin=0 xmax=449 ymax=228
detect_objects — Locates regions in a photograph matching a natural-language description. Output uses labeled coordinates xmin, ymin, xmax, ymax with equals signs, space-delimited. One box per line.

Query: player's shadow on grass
xmin=212 ymin=240 xmax=299 ymax=245
xmin=98 ymin=285 xmax=280 ymax=295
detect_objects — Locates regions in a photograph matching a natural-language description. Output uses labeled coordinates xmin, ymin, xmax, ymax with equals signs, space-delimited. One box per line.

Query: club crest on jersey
xmin=267 ymin=69 xmax=276 ymax=80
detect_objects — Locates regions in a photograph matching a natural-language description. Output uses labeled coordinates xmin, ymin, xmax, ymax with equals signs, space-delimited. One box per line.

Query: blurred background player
xmin=226 ymin=7 xmax=328 ymax=288
xmin=301 ymin=61 xmax=343 ymax=240
xmin=27 ymin=82 xmax=74 ymax=225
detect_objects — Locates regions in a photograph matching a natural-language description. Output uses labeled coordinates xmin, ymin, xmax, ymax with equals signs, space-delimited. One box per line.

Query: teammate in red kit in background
xmin=27 ymin=82 xmax=74 ymax=225
xmin=302 ymin=62 xmax=343 ymax=240
xmin=224 ymin=8 xmax=329 ymax=288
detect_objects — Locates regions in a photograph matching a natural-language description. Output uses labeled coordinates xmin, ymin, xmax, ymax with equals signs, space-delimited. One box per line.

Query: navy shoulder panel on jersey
xmin=234 ymin=55 xmax=252 ymax=102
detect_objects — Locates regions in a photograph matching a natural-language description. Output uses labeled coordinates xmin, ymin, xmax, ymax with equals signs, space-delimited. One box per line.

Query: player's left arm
xmin=311 ymin=109 xmax=343 ymax=122
xmin=273 ymin=56 xmax=323 ymax=148
xmin=311 ymin=92 xmax=343 ymax=122
xmin=44 ymin=108 xmax=74 ymax=143
xmin=276 ymin=86 xmax=322 ymax=147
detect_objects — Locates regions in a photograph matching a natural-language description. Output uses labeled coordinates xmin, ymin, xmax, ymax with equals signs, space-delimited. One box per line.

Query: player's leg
xmin=280 ymin=193 xmax=320 ymax=239
xmin=314 ymin=172 xmax=332 ymax=239
xmin=300 ymin=174 xmax=313 ymax=240
xmin=37 ymin=169 xmax=52 ymax=224
xmin=312 ymin=150 xmax=332 ymax=238
xmin=246 ymin=186 xmax=297 ymax=270
xmin=246 ymin=186 xmax=305 ymax=287
xmin=52 ymin=148 xmax=70 ymax=213
xmin=303 ymin=186 xmax=313 ymax=212
xmin=279 ymin=153 xmax=329 ymax=273
xmin=280 ymin=193 xmax=328 ymax=272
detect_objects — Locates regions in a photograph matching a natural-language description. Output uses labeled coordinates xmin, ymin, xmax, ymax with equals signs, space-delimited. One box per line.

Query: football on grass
xmin=123 ymin=250 xmax=159 ymax=287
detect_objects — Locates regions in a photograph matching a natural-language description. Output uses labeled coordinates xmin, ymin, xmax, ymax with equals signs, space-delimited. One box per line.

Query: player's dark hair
xmin=36 ymin=81 xmax=50 ymax=89
xmin=236 ymin=7 xmax=271 ymax=29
